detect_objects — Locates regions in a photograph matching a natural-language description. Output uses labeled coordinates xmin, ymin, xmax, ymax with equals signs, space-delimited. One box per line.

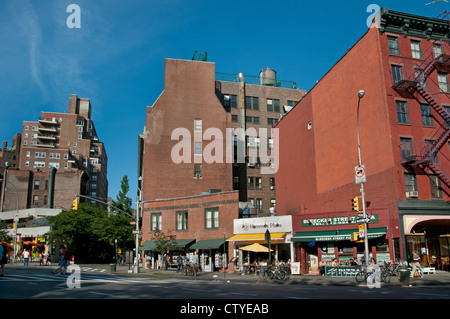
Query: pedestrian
xmin=0 ymin=243 xmax=7 ymax=277
xmin=52 ymin=245 xmax=69 ymax=275
xmin=46 ymin=251 xmax=51 ymax=266
xmin=410 ymin=251 xmax=424 ymax=278
xmin=23 ymin=249 xmax=30 ymax=266
xmin=176 ymin=253 xmax=183 ymax=273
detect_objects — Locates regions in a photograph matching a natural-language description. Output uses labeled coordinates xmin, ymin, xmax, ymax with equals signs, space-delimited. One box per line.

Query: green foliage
xmin=0 ymin=221 xmax=11 ymax=242
xmin=111 ymin=175 xmax=132 ymax=215
xmin=46 ymin=203 xmax=106 ymax=245
xmin=92 ymin=212 xmax=134 ymax=248
xmin=150 ymin=230 xmax=180 ymax=255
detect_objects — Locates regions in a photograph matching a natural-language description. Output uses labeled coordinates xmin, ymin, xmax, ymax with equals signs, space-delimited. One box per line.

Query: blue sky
xmin=0 ymin=0 xmax=447 ymax=205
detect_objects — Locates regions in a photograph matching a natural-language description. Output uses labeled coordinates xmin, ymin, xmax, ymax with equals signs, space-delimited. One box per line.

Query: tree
xmin=150 ymin=230 xmax=180 ymax=269
xmin=111 ymin=175 xmax=132 ymax=215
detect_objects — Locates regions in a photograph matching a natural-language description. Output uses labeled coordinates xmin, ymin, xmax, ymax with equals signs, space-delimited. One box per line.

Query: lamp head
xmin=358 ymin=90 xmax=365 ymax=99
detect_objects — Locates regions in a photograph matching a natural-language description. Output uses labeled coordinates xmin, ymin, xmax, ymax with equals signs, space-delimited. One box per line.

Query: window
xmin=430 ymin=175 xmax=443 ymax=199
xmin=396 ymin=101 xmax=409 ymax=124
xmin=34 ymin=180 xmax=40 ymax=190
xmin=33 ymin=195 xmax=38 ymax=205
xmin=267 ymin=118 xmax=278 ymax=125
xmin=270 ymin=178 xmax=275 ymax=190
xmin=194 ymin=165 xmax=202 ymax=178
xmin=194 ymin=142 xmax=202 ymax=155
xmin=434 ymin=43 xmax=443 ymax=58
xmin=34 ymin=161 xmax=45 ymax=168
xmin=410 ymin=40 xmax=422 ymax=59
xmin=267 ymin=99 xmax=280 ymax=112
xmin=392 ymin=65 xmax=403 ymax=84
xmin=232 ymin=115 xmax=238 ymax=122
xmin=176 ymin=211 xmax=188 ymax=230
xmin=404 ymin=173 xmax=417 ymax=193
xmin=34 ymin=152 xmax=46 ymax=158
xmin=194 ymin=119 xmax=202 ymax=131
xmin=420 ymin=104 xmax=433 ymax=126
xmin=205 ymin=207 xmax=219 ymax=229
xmin=245 ymin=96 xmax=259 ymax=110
xmin=256 ymin=199 xmax=263 ymax=213
xmin=438 ymin=73 xmax=449 ymax=92
xmin=388 ymin=36 xmax=400 ymax=55
xmin=400 ymin=138 xmax=413 ymax=161
xmin=246 ymin=116 xmax=260 ymax=124
xmin=224 ymin=95 xmax=237 ymax=108
xmin=151 ymin=213 xmax=162 ymax=231
xmin=248 ymin=177 xmax=262 ymax=189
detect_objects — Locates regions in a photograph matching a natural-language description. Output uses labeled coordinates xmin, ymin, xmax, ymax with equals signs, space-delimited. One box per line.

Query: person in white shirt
xmin=23 ymin=249 xmax=30 ymax=266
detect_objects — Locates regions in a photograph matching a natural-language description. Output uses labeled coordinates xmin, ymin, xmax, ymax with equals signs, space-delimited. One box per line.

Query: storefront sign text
xmin=301 ymin=214 xmax=378 ymax=227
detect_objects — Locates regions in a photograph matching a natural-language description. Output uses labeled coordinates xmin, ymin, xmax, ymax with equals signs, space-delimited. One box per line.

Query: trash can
xmin=110 ymin=263 xmax=116 ymax=272
xmin=398 ymin=268 xmax=410 ymax=285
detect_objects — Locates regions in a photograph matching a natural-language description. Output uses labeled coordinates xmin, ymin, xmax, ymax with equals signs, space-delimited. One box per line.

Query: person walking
xmin=0 ymin=243 xmax=7 ymax=276
xmin=51 ymin=245 xmax=69 ymax=275
xmin=23 ymin=249 xmax=30 ymax=266
xmin=176 ymin=253 xmax=183 ymax=273
xmin=411 ymin=251 xmax=424 ymax=278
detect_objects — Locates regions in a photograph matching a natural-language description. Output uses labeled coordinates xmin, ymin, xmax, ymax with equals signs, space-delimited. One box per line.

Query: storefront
xmin=399 ymin=200 xmax=450 ymax=271
xmin=291 ymin=210 xmax=394 ymax=275
xmin=190 ymin=238 xmax=227 ymax=272
xmin=141 ymin=239 xmax=195 ymax=269
xmin=227 ymin=215 xmax=293 ymax=272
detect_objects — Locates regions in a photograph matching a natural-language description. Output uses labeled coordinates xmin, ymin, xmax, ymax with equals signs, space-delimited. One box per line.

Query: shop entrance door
xmin=202 ymin=251 xmax=212 ymax=272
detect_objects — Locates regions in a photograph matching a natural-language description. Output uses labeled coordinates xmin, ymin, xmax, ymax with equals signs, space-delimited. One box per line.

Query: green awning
xmin=292 ymin=227 xmax=387 ymax=242
xmin=190 ymin=238 xmax=226 ymax=250
xmin=140 ymin=239 xmax=195 ymax=251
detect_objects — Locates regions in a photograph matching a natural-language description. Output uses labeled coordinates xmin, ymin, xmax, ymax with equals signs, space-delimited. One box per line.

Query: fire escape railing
xmin=393 ymin=40 xmax=450 ymax=189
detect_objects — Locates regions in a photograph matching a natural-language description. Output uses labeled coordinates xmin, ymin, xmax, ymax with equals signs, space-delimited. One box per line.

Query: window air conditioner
xmin=406 ymin=191 xmax=418 ymax=198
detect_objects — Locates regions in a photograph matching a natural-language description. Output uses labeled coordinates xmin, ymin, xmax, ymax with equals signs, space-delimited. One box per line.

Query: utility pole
xmin=356 ymin=90 xmax=370 ymax=265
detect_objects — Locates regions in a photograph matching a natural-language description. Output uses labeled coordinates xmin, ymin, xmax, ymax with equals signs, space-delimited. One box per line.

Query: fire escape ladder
xmin=426 ymin=161 xmax=450 ymax=189
xmin=398 ymin=48 xmax=450 ymax=189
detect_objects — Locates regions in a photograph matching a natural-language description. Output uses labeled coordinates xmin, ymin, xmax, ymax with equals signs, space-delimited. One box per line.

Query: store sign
xmin=234 ymin=216 xmax=292 ymax=234
xmin=301 ymin=214 xmax=378 ymax=227
xmin=325 ymin=266 xmax=359 ymax=277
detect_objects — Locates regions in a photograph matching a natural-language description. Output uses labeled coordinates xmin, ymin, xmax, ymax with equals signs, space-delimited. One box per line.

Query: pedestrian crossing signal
xmin=72 ymin=198 xmax=78 ymax=210
xmin=351 ymin=196 xmax=360 ymax=212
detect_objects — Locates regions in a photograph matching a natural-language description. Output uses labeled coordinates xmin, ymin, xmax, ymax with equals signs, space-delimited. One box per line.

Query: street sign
xmin=354 ymin=165 xmax=366 ymax=184
xmin=356 ymin=213 xmax=370 ymax=224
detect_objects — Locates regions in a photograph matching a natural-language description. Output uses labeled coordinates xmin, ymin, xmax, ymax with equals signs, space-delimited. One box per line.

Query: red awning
xmin=0 ymin=242 xmax=13 ymax=249
xmin=23 ymin=241 xmax=44 ymax=247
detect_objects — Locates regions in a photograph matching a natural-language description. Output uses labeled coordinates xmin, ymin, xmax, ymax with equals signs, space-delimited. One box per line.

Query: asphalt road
xmin=1 ymin=265 xmax=449 ymax=317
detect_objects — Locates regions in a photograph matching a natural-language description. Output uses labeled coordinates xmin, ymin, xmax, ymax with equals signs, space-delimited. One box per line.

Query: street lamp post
xmin=356 ymin=90 xmax=370 ymax=265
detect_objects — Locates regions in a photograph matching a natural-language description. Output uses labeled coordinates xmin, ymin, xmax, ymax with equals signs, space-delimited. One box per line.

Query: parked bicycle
xmin=183 ymin=263 xmax=198 ymax=277
xmin=258 ymin=265 xmax=290 ymax=281
xmin=355 ymin=265 xmax=390 ymax=284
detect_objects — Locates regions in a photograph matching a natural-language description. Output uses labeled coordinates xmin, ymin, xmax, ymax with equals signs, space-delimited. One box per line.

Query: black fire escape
xmin=393 ymin=40 xmax=450 ymax=189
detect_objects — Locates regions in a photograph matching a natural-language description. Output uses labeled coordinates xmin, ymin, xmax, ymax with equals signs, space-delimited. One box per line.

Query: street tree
xmin=150 ymin=230 xmax=180 ymax=269
xmin=111 ymin=175 xmax=132 ymax=215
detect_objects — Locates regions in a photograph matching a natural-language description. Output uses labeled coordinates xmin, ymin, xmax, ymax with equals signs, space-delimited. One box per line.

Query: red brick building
xmin=276 ymin=9 xmax=450 ymax=274
xmin=138 ymin=58 xmax=304 ymax=270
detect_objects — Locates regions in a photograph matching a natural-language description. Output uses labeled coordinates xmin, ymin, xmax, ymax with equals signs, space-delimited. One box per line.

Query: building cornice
xmin=379 ymin=7 xmax=450 ymax=40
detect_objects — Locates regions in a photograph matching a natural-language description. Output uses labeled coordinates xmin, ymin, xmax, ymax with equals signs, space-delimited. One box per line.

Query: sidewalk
xmin=8 ymin=262 xmax=450 ymax=287
xmin=109 ymin=263 xmax=450 ymax=287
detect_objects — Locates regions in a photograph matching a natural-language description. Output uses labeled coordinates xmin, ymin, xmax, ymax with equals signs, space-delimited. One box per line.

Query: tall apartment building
xmin=0 ymin=133 xmax=21 ymax=170
xmin=276 ymin=8 xmax=450 ymax=273
xmin=139 ymin=58 xmax=305 ymax=217
xmin=1 ymin=94 xmax=108 ymax=212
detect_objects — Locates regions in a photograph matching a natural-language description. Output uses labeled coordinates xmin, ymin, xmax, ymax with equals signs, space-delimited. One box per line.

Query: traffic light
xmin=350 ymin=232 xmax=359 ymax=242
xmin=72 ymin=198 xmax=78 ymax=210
xmin=351 ymin=196 xmax=360 ymax=212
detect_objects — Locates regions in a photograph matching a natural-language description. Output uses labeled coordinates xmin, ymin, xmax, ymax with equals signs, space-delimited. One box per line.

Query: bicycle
xmin=259 ymin=265 xmax=289 ymax=280
xmin=355 ymin=265 xmax=390 ymax=284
